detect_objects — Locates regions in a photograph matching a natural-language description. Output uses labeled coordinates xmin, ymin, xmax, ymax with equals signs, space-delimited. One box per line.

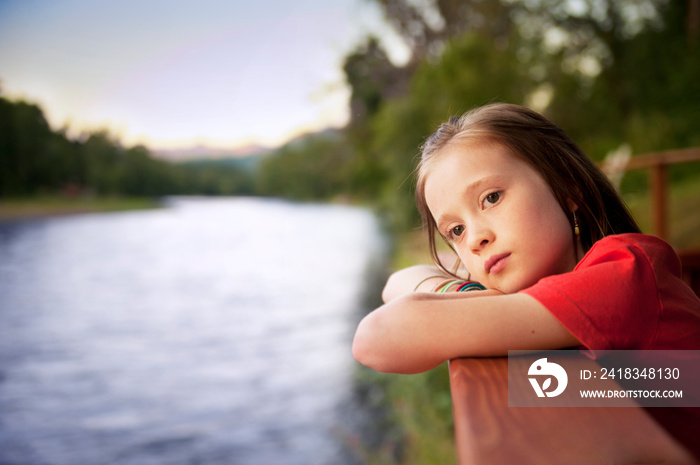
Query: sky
xmin=0 ymin=0 xmax=409 ymax=151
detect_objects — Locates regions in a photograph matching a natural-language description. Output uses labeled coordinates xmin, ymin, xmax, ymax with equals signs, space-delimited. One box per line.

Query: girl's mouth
xmin=485 ymin=253 xmax=510 ymax=274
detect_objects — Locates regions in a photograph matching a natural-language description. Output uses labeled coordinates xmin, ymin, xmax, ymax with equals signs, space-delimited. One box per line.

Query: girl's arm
xmin=352 ymin=291 xmax=580 ymax=374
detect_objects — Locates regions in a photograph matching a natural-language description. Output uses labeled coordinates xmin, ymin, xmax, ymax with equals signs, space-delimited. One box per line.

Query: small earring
xmin=573 ymin=211 xmax=581 ymax=239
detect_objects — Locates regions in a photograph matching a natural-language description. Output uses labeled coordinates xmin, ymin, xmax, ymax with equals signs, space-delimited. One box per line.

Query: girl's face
xmin=423 ymin=141 xmax=579 ymax=293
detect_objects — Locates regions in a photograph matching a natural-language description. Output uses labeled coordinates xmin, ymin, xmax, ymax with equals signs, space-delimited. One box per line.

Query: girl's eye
xmin=484 ymin=191 xmax=501 ymax=207
xmin=449 ymin=225 xmax=465 ymax=239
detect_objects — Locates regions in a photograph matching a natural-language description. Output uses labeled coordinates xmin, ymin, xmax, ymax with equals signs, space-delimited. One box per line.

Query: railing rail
xmin=449 ymin=356 xmax=696 ymax=464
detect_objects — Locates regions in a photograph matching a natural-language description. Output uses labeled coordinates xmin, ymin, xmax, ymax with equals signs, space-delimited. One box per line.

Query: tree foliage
xmin=255 ymin=131 xmax=351 ymax=200
xmin=0 ymin=95 xmax=255 ymax=199
xmin=338 ymin=0 xmax=700 ymax=230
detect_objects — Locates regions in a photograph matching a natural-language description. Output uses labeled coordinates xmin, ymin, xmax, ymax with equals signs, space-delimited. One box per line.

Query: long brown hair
xmin=415 ymin=103 xmax=641 ymax=275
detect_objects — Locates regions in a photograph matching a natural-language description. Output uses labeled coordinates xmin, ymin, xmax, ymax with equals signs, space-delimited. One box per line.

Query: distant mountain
xmin=284 ymin=127 xmax=342 ymax=148
xmin=151 ymin=127 xmax=343 ymax=172
xmin=152 ymin=144 xmax=271 ymax=162
xmin=151 ymin=127 xmax=344 ymax=162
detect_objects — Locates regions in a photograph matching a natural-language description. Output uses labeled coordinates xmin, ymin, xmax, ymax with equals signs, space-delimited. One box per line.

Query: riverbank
xmin=0 ymin=196 xmax=163 ymax=221
xmin=351 ymin=230 xmax=457 ymax=465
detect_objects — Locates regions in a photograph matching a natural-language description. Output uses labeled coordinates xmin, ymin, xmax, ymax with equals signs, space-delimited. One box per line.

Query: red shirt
xmin=521 ymin=233 xmax=700 ymax=352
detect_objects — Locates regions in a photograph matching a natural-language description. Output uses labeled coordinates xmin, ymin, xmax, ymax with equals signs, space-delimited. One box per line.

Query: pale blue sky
xmin=0 ymin=0 xmax=408 ymax=150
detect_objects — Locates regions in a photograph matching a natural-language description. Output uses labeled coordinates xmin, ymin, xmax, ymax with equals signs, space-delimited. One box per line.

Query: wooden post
xmin=689 ymin=0 xmax=700 ymax=45
xmin=650 ymin=163 xmax=668 ymax=240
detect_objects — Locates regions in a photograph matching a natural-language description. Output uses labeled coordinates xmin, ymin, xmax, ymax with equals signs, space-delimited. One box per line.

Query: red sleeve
xmin=520 ymin=236 xmax=662 ymax=351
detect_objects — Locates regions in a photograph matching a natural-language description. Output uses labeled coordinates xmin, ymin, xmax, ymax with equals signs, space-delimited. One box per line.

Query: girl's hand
xmin=382 ymin=264 xmax=496 ymax=303
xmin=382 ymin=265 xmax=448 ymax=303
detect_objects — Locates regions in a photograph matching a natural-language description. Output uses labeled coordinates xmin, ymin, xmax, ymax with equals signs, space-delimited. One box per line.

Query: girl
xmin=352 ymin=103 xmax=700 ymax=375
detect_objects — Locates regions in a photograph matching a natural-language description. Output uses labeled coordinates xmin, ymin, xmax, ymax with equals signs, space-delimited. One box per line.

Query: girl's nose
xmin=467 ymin=221 xmax=494 ymax=254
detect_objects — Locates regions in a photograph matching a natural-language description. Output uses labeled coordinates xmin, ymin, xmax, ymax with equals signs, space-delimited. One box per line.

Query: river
xmin=0 ymin=197 xmax=388 ymax=465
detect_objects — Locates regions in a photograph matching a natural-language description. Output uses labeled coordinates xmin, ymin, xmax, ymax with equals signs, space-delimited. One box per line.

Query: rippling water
xmin=0 ymin=197 xmax=387 ymax=465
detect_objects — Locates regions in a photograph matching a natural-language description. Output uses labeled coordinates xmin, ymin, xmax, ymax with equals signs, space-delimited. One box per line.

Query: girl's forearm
xmin=353 ymin=291 xmax=579 ymax=374
xmin=354 ymin=292 xmax=499 ymax=373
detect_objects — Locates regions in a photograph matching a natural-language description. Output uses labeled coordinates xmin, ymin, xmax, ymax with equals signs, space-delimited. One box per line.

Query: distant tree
xmin=0 ymin=97 xmax=56 ymax=195
xmin=370 ymin=0 xmax=513 ymax=63
xmin=255 ymin=132 xmax=351 ymax=200
xmin=0 ymin=94 xmax=259 ymax=199
xmin=80 ymin=131 xmax=125 ymax=195
xmin=525 ymin=0 xmax=700 ymax=160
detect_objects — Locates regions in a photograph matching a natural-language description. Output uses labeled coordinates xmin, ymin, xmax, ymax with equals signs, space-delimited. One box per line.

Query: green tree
xmin=0 ymin=97 xmax=56 ymax=195
xmin=255 ymin=132 xmax=351 ymax=200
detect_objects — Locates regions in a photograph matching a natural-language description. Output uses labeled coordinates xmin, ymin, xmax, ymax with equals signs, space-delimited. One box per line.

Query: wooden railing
xmin=449 ymin=355 xmax=696 ymax=464
xmin=449 ymin=147 xmax=700 ymax=463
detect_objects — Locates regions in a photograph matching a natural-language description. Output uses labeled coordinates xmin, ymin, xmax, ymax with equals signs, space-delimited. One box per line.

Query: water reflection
xmin=0 ymin=197 xmax=387 ymax=465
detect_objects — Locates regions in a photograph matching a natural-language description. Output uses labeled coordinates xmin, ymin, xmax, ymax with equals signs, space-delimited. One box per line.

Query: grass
xmin=351 ymin=363 xmax=456 ymax=465
xmin=0 ymin=196 xmax=163 ymax=220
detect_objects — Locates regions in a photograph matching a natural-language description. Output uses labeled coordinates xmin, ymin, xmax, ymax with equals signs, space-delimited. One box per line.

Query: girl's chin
xmin=490 ymin=275 xmax=539 ymax=294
